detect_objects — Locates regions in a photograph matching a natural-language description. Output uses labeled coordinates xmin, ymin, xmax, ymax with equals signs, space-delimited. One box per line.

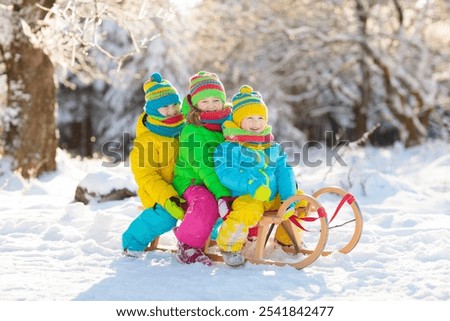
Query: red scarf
xmin=198 ymin=108 xmax=231 ymax=132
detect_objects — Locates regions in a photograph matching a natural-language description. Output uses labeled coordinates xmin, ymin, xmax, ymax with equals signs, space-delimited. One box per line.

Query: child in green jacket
xmin=172 ymin=71 xmax=232 ymax=266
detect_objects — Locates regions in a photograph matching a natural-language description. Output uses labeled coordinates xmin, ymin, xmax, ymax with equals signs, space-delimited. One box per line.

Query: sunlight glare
xmin=170 ymin=0 xmax=201 ymax=11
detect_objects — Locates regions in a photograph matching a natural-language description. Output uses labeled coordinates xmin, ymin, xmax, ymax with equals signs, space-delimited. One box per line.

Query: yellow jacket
xmin=130 ymin=112 xmax=179 ymax=209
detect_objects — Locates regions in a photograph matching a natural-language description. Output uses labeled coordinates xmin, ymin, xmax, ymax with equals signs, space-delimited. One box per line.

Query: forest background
xmin=0 ymin=0 xmax=449 ymax=178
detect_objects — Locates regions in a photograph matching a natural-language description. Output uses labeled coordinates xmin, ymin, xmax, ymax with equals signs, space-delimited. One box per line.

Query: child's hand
xmin=282 ymin=202 xmax=297 ymax=220
xmin=253 ymin=185 xmax=271 ymax=202
xmin=247 ymin=176 xmax=271 ymax=202
xmin=164 ymin=197 xmax=186 ymax=220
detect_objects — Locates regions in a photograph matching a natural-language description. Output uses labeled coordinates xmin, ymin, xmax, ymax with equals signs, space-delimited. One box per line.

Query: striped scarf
xmin=198 ymin=107 xmax=231 ymax=132
xmin=144 ymin=114 xmax=186 ymax=138
xmin=222 ymin=120 xmax=273 ymax=150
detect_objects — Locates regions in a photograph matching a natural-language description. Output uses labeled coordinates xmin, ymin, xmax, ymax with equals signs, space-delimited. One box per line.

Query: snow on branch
xmin=22 ymin=0 xmax=176 ymax=83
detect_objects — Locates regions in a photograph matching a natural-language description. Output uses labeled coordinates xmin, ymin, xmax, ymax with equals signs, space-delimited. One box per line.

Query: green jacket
xmin=173 ymin=124 xmax=231 ymax=199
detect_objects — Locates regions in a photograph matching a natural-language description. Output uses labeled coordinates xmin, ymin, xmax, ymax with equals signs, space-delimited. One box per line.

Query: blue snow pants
xmin=122 ymin=204 xmax=177 ymax=251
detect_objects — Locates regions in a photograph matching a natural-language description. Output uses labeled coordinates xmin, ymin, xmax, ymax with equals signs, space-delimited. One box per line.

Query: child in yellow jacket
xmin=122 ymin=72 xmax=186 ymax=255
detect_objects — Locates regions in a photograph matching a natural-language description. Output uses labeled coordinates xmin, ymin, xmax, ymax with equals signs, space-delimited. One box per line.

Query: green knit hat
xmin=189 ymin=71 xmax=226 ymax=107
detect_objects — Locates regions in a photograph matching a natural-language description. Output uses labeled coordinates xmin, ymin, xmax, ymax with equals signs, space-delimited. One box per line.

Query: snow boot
xmin=221 ymin=251 xmax=246 ymax=267
xmin=122 ymin=249 xmax=144 ymax=258
xmin=176 ymin=241 xmax=212 ymax=266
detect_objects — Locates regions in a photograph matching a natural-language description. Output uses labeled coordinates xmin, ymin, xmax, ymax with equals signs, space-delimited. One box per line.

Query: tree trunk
xmin=354 ymin=58 xmax=370 ymax=140
xmin=3 ymin=1 xmax=57 ymax=178
xmin=354 ymin=0 xmax=370 ymax=139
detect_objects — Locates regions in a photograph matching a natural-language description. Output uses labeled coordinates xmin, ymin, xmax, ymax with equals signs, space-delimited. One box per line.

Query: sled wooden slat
xmin=147 ymin=237 xmax=159 ymax=251
xmin=145 ymin=238 xmax=176 ymax=253
xmin=204 ymin=252 xmax=224 ymax=262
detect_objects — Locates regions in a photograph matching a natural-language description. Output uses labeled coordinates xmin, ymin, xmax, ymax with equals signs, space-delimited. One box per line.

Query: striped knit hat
xmin=143 ymin=72 xmax=181 ymax=117
xmin=189 ymin=71 xmax=226 ymax=107
xmin=231 ymin=85 xmax=268 ymax=126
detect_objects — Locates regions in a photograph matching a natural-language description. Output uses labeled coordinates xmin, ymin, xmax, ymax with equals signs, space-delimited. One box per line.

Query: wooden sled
xmin=147 ymin=186 xmax=363 ymax=269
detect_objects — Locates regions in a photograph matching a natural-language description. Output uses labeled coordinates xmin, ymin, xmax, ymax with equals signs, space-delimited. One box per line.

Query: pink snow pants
xmin=174 ymin=185 xmax=219 ymax=248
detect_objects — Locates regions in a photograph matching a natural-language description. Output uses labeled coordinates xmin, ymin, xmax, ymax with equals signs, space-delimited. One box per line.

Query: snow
xmin=78 ymin=170 xmax=136 ymax=196
xmin=1 ymin=141 xmax=449 ymax=305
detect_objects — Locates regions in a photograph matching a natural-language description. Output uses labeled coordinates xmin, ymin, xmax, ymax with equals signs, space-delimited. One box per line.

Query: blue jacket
xmin=214 ymin=141 xmax=296 ymax=201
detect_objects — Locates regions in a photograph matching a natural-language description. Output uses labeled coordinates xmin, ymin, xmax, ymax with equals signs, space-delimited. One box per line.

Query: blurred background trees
xmin=1 ymin=0 xmax=449 ymax=177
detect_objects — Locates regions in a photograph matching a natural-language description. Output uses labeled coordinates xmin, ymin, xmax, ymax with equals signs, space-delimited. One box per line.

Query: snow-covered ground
xmin=1 ymin=140 xmax=449 ymax=305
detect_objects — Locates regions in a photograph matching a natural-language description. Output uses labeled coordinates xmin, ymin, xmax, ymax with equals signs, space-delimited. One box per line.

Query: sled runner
xmin=146 ymin=186 xmax=363 ymax=269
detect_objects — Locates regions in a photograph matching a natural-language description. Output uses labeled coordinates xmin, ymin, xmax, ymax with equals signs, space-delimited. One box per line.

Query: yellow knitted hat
xmin=231 ymin=85 xmax=268 ymax=126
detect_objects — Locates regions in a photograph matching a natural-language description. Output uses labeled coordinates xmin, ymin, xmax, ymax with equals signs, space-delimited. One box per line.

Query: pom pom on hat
xmin=189 ymin=71 xmax=226 ymax=107
xmin=239 ymin=85 xmax=253 ymax=95
xmin=143 ymin=72 xmax=181 ymax=117
xmin=231 ymin=85 xmax=268 ymax=126
xmin=150 ymin=72 xmax=162 ymax=83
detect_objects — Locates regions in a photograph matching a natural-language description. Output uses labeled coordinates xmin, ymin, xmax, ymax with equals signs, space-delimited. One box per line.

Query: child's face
xmin=196 ymin=97 xmax=223 ymax=112
xmin=241 ymin=115 xmax=267 ymax=134
xmin=157 ymin=104 xmax=181 ymax=117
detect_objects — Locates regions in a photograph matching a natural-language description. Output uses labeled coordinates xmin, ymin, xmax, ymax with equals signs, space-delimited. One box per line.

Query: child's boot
xmin=122 ymin=248 xmax=144 ymax=258
xmin=221 ymin=251 xmax=245 ymax=267
xmin=176 ymin=241 xmax=212 ymax=266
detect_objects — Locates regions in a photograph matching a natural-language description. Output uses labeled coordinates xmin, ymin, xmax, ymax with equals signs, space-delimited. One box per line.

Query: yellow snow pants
xmin=217 ymin=191 xmax=306 ymax=253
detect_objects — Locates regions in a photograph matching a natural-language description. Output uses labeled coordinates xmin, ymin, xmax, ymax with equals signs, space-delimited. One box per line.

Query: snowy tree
xmin=184 ymin=0 xmax=450 ymax=146
xmin=3 ymin=0 xmax=448 ymax=176
xmin=57 ymin=14 xmax=193 ymax=159
xmin=94 ymin=14 xmax=194 ymax=159
xmin=1 ymin=0 xmax=57 ymax=178
xmin=0 ymin=0 xmax=178 ymax=177
xmin=351 ymin=0 xmax=450 ymax=146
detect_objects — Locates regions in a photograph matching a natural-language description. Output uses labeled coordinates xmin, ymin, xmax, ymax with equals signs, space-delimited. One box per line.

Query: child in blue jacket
xmin=214 ymin=85 xmax=301 ymax=267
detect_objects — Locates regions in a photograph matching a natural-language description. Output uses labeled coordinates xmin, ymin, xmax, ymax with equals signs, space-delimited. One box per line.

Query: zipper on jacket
xmin=256 ymin=151 xmax=270 ymax=185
